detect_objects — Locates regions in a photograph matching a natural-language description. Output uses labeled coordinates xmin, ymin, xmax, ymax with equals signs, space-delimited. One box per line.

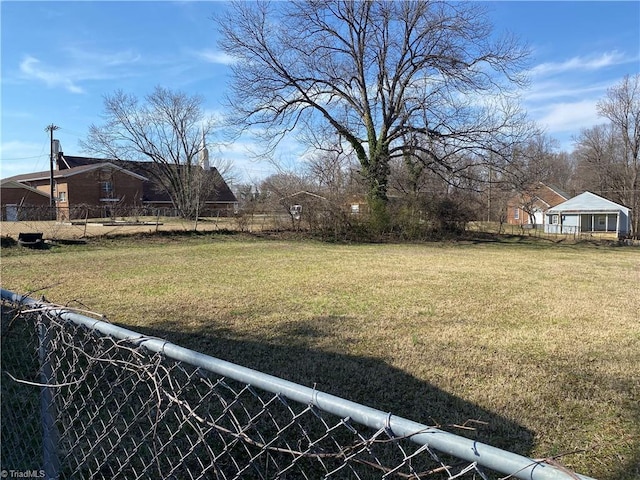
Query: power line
xmin=58 ymin=127 xmax=85 ymax=138
xmin=2 ymin=154 xmax=48 ymax=161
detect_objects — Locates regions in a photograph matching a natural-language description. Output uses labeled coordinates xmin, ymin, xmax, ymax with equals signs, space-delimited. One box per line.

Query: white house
xmin=544 ymin=191 xmax=632 ymax=238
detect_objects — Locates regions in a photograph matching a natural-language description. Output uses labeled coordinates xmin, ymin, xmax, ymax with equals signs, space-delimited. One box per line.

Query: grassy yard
xmin=1 ymin=233 xmax=638 ymax=479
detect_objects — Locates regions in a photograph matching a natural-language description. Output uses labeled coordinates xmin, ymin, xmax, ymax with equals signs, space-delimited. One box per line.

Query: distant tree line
xmin=83 ymin=1 xmax=639 ymax=238
xmin=231 ymin=73 xmax=639 ymax=240
xmin=219 ymin=1 xmax=638 ymax=239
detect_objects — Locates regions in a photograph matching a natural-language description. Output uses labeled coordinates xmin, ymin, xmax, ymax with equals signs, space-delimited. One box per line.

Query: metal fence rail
xmin=1 ymin=289 xmax=594 ymax=480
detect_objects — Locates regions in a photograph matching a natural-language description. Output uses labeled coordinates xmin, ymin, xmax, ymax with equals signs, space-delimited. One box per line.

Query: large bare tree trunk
xmin=218 ymin=0 xmax=532 ymax=230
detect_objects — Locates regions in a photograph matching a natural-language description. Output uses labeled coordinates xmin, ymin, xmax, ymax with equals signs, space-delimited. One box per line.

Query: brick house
xmin=0 ymin=179 xmax=51 ymax=221
xmin=1 ymin=150 xmax=237 ymax=221
xmin=506 ymin=183 xmax=569 ymax=227
xmin=3 ymin=162 xmax=148 ymax=221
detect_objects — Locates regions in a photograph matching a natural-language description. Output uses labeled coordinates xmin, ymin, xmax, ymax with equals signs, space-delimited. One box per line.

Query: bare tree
xmin=596 ymin=74 xmax=640 ymax=237
xmin=498 ymin=132 xmax=573 ymax=228
xmin=233 ymin=183 xmax=261 ymax=231
xmin=82 ymin=86 xmax=222 ymax=219
xmin=217 ymin=0 xmax=531 ymax=228
xmin=573 ymin=124 xmax=623 ymax=196
xmin=548 ymin=151 xmax=574 ymax=193
xmin=305 ymin=145 xmax=359 ymax=196
xmin=259 ymin=172 xmax=313 ymax=229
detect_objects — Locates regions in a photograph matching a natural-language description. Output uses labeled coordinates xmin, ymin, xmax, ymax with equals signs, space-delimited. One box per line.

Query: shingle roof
xmin=0 ymin=179 xmax=50 ymax=197
xmin=533 ymin=183 xmax=569 ymax=206
xmin=548 ymin=191 xmax=630 ymax=213
xmin=59 ymin=155 xmax=237 ymax=203
xmin=3 ymin=154 xmax=237 ymax=205
xmin=2 ymin=162 xmax=147 ymax=183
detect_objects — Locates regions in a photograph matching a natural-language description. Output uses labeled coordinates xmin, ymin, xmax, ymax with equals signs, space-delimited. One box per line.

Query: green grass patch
xmin=1 ymin=234 xmax=638 ymax=479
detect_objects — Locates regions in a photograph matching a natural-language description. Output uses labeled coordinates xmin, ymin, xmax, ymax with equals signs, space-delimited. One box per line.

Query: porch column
xmin=577 ymin=214 xmax=581 ymax=235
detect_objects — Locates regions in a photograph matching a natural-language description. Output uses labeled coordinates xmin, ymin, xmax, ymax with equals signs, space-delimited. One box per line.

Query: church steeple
xmin=199 ymin=129 xmax=210 ymax=171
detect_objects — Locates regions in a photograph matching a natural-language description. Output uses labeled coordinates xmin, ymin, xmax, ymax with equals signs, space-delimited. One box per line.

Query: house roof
xmin=508 ymin=182 xmax=569 ymax=210
xmin=3 ymin=170 xmax=54 ymax=184
xmin=59 ymin=154 xmax=237 ymax=204
xmin=282 ymin=191 xmax=329 ymax=201
xmin=547 ymin=191 xmax=630 ymax=214
xmin=532 ymin=183 xmax=569 ymax=206
xmin=0 ymin=179 xmax=51 ymax=197
xmin=2 ymin=162 xmax=148 ymax=183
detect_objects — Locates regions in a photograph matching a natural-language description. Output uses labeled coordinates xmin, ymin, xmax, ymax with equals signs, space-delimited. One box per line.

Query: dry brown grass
xmin=1 ymin=233 xmax=638 ymax=479
xmin=0 ymin=217 xmax=239 ymax=240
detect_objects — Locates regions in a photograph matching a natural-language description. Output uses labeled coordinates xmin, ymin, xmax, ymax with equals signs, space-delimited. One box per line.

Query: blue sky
xmin=1 ymin=1 xmax=639 ymax=184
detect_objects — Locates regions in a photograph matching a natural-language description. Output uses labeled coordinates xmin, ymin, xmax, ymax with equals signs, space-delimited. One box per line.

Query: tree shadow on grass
xmin=610 ymin=380 xmax=640 ymax=480
xmin=128 ymin=315 xmax=640 ymax=480
xmin=560 ymin=370 xmax=640 ymax=480
xmin=126 ymin=314 xmax=535 ymax=462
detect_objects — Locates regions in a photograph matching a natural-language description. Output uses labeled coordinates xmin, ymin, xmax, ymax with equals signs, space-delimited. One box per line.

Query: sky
xmin=1 ymin=1 xmax=639 ymax=184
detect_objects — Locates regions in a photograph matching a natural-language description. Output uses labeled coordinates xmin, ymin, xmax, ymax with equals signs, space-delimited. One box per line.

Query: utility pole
xmin=45 ymin=124 xmax=59 ymax=208
xmin=487 ymin=164 xmax=492 ymax=223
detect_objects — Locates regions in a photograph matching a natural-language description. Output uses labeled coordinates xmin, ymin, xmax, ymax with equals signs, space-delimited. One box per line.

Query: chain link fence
xmin=1 ymin=289 xmax=593 ymax=480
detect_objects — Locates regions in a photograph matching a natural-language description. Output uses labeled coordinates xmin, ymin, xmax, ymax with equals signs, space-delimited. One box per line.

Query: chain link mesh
xmin=1 ymin=297 xmax=579 ymax=480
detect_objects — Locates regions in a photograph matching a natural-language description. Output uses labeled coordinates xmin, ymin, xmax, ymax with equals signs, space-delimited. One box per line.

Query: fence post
xmin=38 ymin=314 xmax=60 ymax=480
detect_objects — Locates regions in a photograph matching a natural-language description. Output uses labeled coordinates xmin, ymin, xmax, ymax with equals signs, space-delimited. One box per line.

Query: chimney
xmin=53 ymin=140 xmax=61 ymax=170
xmin=199 ymin=130 xmax=210 ymax=171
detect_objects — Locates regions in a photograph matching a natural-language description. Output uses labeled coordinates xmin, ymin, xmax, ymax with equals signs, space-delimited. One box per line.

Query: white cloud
xmin=63 ymin=46 xmax=141 ymax=68
xmin=533 ymin=99 xmax=601 ymax=135
xmin=529 ymin=51 xmax=630 ymax=77
xmin=521 ymin=51 xmax=635 ymax=147
xmin=192 ymin=49 xmax=236 ymax=65
xmin=524 ymin=80 xmax=610 ymax=103
xmin=20 ymin=55 xmax=85 ymax=94
xmin=17 ymin=48 xmax=143 ymax=94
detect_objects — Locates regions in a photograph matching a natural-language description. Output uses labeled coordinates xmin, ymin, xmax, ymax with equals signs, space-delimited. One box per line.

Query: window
xmin=101 ymin=181 xmax=113 ymax=193
xmin=289 ymin=204 xmax=302 ymax=220
xmin=58 ymin=191 xmax=67 ymax=202
xmin=351 ymin=204 xmax=360 ymax=214
xmin=551 ymin=214 xmax=559 ymax=225
xmin=513 ymin=208 xmax=519 ymax=220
